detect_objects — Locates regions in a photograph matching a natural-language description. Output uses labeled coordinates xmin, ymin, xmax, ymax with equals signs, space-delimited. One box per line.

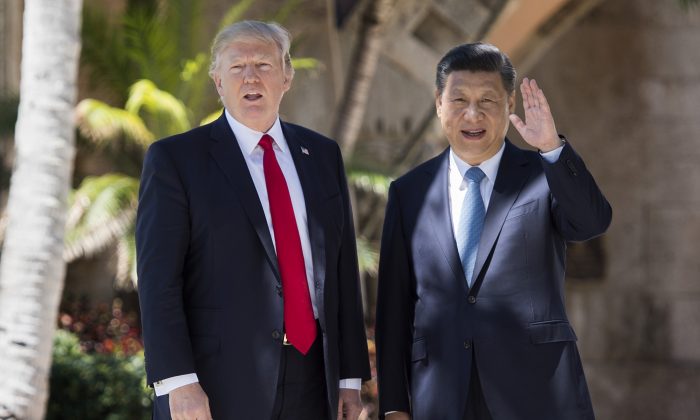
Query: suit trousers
xmin=270 ymin=322 xmax=329 ymax=420
xmin=464 ymin=352 xmax=493 ymax=420
xmin=152 ymin=327 xmax=328 ymax=420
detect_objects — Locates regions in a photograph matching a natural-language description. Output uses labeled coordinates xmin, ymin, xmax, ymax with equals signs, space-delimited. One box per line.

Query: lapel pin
xmin=301 ymin=146 xmax=310 ymax=156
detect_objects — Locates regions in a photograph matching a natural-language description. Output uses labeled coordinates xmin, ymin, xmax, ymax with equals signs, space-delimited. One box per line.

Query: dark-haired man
xmin=375 ymin=42 xmax=611 ymax=419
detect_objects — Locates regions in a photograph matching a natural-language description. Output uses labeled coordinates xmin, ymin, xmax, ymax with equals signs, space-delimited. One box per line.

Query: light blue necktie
xmin=457 ymin=167 xmax=486 ymax=287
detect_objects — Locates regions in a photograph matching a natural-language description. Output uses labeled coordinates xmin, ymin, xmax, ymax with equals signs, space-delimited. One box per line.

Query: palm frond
xmin=218 ymin=0 xmax=256 ymax=31
xmin=76 ymin=99 xmax=155 ymax=148
xmin=125 ymin=80 xmax=191 ymax=137
xmin=64 ymin=174 xmax=139 ymax=262
xmin=122 ymin=8 xmax=181 ymax=92
xmin=80 ymin=5 xmax=134 ymax=100
xmin=115 ymin=230 xmax=137 ymax=289
xmin=356 ymin=236 xmax=379 ymax=276
xmin=348 ymin=170 xmax=392 ymax=198
xmin=178 ymin=53 xmax=216 ymax=118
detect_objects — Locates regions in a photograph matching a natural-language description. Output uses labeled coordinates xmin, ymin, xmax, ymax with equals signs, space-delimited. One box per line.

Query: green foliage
xmin=76 ymin=98 xmax=155 ymax=148
xmin=47 ymin=330 xmax=151 ymax=420
xmin=65 ymin=174 xmax=140 ymax=287
xmin=125 ymin=80 xmax=192 ymax=139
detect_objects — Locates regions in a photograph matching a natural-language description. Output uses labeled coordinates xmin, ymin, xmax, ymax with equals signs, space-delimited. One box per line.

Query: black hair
xmin=435 ymin=42 xmax=516 ymax=95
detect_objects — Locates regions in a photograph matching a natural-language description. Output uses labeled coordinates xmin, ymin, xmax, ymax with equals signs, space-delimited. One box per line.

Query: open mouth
xmin=243 ymin=93 xmax=263 ymax=101
xmin=461 ymin=129 xmax=486 ymax=139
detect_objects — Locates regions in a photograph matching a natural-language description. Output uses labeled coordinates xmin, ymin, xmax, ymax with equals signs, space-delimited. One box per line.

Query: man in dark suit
xmin=136 ymin=21 xmax=370 ymax=420
xmin=375 ymin=43 xmax=612 ymax=419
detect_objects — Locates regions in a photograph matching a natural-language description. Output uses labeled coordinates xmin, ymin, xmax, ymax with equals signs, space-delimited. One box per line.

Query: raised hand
xmin=508 ymin=78 xmax=562 ymax=152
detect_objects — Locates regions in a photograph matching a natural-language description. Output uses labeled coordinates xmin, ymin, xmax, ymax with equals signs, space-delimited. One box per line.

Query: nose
xmin=243 ymin=65 xmax=259 ymax=83
xmin=463 ymin=103 xmax=482 ymax=121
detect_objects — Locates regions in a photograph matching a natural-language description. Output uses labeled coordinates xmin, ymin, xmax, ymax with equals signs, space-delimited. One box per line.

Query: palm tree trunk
xmin=332 ymin=0 xmax=396 ymax=158
xmin=0 ymin=1 xmax=82 ymax=418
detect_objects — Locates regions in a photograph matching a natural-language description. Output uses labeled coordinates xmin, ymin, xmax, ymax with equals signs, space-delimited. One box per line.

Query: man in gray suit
xmin=375 ymin=43 xmax=611 ymax=419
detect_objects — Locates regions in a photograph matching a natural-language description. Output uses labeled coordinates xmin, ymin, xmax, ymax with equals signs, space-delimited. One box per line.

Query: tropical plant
xmin=0 ymin=0 xmax=83 ymax=418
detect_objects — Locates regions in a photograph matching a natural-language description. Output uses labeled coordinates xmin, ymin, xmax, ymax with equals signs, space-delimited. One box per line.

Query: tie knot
xmin=465 ymin=167 xmax=486 ymax=184
xmin=259 ymin=134 xmax=274 ymax=151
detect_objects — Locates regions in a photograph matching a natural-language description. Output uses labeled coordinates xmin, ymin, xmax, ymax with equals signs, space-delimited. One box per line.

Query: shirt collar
xmin=449 ymin=141 xmax=506 ymax=186
xmin=224 ymin=109 xmax=288 ymax=155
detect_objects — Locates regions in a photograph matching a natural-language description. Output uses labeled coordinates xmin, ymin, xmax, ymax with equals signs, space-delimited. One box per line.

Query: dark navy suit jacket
xmin=375 ymin=140 xmax=611 ymax=420
xmin=136 ymin=113 xmax=370 ymax=419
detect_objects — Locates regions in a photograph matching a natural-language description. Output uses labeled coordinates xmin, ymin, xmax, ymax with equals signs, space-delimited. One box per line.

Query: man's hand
xmin=169 ymin=382 xmax=212 ymax=420
xmin=509 ymin=77 xmax=562 ymax=153
xmin=385 ymin=412 xmax=410 ymax=420
xmin=337 ymin=388 xmax=364 ymax=420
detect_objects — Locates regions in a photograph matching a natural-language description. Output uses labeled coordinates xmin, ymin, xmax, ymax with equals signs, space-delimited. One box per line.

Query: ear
xmin=282 ymin=72 xmax=293 ymax=93
xmin=507 ymin=91 xmax=516 ymax=114
xmin=213 ymin=72 xmax=224 ymax=97
xmin=435 ymin=89 xmax=443 ymax=117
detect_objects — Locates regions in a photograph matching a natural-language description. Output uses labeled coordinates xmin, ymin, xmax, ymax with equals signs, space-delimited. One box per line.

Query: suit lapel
xmin=208 ymin=113 xmax=280 ymax=282
xmin=281 ymin=122 xmax=327 ymax=318
xmin=424 ymin=150 xmax=469 ymax=292
xmin=471 ymin=140 xmax=531 ymax=284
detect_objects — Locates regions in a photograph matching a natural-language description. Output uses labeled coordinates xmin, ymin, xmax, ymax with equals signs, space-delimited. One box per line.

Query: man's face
xmin=436 ymin=70 xmax=515 ymax=165
xmin=212 ymin=37 xmax=291 ymax=132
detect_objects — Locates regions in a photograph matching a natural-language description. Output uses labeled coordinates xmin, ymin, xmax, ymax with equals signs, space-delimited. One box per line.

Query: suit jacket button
xmin=272 ymin=330 xmax=281 ymax=340
xmin=276 ymin=285 xmax=282 ymax=297
xmin=468 ymin=296 xmax=476 ymax=304
xmin=464 ymin=340 xmax=472 ymax=349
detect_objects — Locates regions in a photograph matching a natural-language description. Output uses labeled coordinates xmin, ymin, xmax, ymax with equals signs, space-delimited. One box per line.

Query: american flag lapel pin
xmin=301 ymin=146 xmax=310 ymax=156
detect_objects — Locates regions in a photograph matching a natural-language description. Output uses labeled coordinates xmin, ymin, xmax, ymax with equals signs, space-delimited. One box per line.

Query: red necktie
xmin=259 ymin=134 xmax=316 ymax=354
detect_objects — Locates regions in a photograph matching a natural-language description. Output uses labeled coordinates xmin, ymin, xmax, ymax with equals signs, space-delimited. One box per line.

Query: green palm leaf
xmin=125 ymin=79 xmax=191 ymax=138
xmin=65 ymin=174 xmax=139 ymax=263
xmin=76 ymin=98 xmax=154 ymax=148
xmin=115 ymin=227 xmax=137 ymax=289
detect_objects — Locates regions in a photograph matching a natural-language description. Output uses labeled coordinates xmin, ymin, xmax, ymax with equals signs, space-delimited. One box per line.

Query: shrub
xmin=47 ymin=329 xmax=152 ymax=420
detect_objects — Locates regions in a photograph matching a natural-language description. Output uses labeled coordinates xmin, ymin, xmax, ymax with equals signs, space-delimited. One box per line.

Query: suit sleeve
xmin=542 ymin=141 xmax=612 ymax=242
xmin=136 ymin=142 xmax=195 ymax=385
xmin=334 ymin=144 xmax=372 ymax=381
xmin=375 ymin=182 xmax=413 ymax=416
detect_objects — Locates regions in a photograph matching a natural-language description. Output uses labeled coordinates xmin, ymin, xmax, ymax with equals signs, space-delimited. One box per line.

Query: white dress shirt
xmin=448 ymin=143 xmax=563 ymax=235
xmin=154 ymin=111 xmax=360 ymax=396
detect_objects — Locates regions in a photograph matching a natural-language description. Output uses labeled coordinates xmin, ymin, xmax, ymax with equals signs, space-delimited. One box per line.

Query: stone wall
xmin=528 ymin=0 xmax=700 ymax=418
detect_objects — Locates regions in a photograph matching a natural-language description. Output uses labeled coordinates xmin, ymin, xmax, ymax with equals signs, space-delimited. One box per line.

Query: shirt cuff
xmin=540 ymin=145 xmax=564 ymax=163
xmin=339 ymin=378 xmax=361 ymax=390
xmin=153 ymin=373 xmax=199 ymax=396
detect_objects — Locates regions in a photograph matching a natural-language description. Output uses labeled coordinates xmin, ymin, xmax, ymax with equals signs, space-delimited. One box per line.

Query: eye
xmin=451 ymin=97 xmax=465 ymax=103
xmin=257 ymin=63 xmax=272 ymax=71
xmin=230 ymin=64 xmax=243 ymax=73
